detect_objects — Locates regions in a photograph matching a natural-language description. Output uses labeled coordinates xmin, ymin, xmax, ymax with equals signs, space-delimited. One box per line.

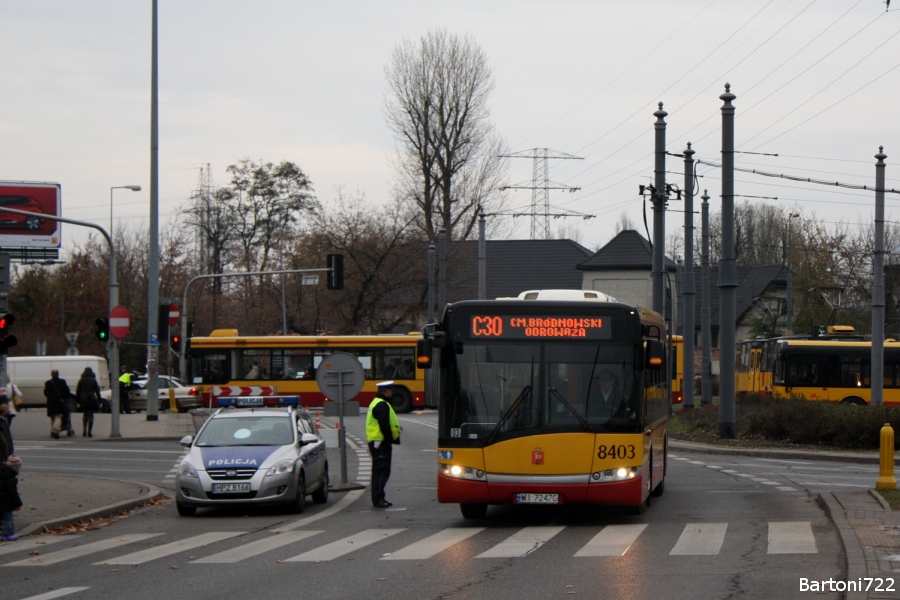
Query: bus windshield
xmin=441 ymin=341 xmax=639 ymax=442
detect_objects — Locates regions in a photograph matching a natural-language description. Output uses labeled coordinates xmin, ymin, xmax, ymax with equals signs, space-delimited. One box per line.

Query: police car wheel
xmin=176 ymin=502 xmax=196 ymax=517
xmin=291 ymin=475 xmax=307 ymax=514
xmin=312 ymin=467 xmax=329 ymax=504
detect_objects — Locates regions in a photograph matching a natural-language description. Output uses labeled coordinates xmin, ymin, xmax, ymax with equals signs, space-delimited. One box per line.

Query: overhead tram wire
xmin=514 ymin=0 xmax=723 ymax=150
xmin=658 ymin=4 xmax=886 ymax=169
xmin=552 ymin=1 xmax=778 ymax=186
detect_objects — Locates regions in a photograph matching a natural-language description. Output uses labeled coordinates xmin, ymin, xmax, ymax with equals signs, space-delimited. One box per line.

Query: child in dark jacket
xmin=0 ymin=454 xmax=23 ymax=541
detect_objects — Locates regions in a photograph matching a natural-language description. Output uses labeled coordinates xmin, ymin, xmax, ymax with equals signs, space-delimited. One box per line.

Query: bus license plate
xmin=516 ymin=493 xmax=558 ymax=504
xmin=213 ymin=483 xmax=251 ymax=493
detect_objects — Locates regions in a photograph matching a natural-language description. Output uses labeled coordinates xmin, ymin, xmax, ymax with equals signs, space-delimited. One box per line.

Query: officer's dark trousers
xmin=368 ymin=442 xmax=392 ymax=504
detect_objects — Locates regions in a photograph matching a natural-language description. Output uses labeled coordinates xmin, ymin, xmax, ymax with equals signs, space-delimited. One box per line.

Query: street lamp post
xmin=110 ymin=186 xmax=142 ymax=240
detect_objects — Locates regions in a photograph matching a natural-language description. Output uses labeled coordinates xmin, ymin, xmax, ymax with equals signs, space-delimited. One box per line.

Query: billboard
xmin=0 ymin=182 xmax=62 ymax=248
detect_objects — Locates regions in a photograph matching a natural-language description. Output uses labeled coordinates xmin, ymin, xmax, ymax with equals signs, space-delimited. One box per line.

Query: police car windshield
xmin=195 ymin=416 xmax=295 ymax=447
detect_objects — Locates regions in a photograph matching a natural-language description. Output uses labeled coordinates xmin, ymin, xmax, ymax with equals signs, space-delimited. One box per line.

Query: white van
xmin=7 ymin=355 xmax=112 ymax=411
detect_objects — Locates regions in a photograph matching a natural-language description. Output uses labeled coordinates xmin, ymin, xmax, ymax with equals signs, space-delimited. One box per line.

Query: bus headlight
xmin=440 ymin=464 xmax=485 ymax=480
xmin=591 ymin=466 xmax=641 ymax=482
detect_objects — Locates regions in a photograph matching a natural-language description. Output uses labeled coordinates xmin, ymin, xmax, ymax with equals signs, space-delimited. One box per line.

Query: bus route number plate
xmin=516 ymin=493 xmax=559 ymax=504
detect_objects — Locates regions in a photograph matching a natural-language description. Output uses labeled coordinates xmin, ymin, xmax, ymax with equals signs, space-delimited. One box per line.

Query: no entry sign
xmin=168 ymin=303 xmax=180 ymax=325
xmin=110 ymin=305 xmax=130 ymax=339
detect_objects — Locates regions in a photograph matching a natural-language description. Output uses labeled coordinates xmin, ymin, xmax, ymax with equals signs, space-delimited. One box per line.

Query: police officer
xmin=118 ymin=367 xmax=134 ymax=414
xmin=366 ymin=381 xmax=400 ymax=508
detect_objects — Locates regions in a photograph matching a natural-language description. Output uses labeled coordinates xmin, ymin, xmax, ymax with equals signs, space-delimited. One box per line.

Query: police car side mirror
xmin=299 ymin=433 xmax=319 ymax=446
xmin=179 ymin=435 xmax=193 ymax=447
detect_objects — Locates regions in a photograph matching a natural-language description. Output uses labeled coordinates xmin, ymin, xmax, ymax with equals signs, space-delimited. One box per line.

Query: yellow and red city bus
xmin=419 ymin=291 xmax=669 ymax=518
xmin=772 ymin=338 xmax=900 ymax=406
xmin=736 ymin=326 xmax=864 ymax=397
xmin=187 ymin=330 xmax=426 ymax=413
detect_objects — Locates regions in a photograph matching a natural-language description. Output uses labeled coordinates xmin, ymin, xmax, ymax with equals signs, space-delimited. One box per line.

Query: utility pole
xmin=500 ymin=148 xmax=583 ymax=239
xmin=786 ymin=212 xmax=799 ymax=334
xmin=146 ymin=0 xmax=161 ymax=421
xmin=718 ymin=84 xmax=737 ymax=439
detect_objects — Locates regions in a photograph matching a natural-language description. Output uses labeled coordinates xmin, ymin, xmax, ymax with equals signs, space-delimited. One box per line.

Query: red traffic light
xmin=0 ymin=313 xmax=15 ymax=330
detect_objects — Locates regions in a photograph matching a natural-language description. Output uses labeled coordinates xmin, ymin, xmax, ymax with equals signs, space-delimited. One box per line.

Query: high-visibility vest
xmin=119 ymin=372 xmax=133 ymax=386
xmin=366 ymin=397 xmax=400 ymax=442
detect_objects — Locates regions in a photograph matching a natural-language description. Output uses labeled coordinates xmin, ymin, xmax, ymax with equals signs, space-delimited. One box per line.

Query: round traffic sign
xmin=110 ymin=305 xmax=130 ymax=339
xmin=315 ymin=352 xmax=365 ymax=401
xmin=167 ymin=303 xmax=180 ymax=326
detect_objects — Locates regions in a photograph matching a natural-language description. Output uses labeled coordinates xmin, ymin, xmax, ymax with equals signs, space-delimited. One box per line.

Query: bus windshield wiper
xmin=486 ymin=384 xmax=533 ymax=444
xmin=548 ymin=387 xmax=593 ymax=432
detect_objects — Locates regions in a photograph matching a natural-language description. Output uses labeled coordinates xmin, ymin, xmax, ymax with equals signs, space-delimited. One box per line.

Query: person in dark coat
xmin=0 ymin=396 xmax=13 ymax=464
xmin=44 ymin=370 xmax=70 ymax=439
xmin=0 ymin=454 xmax=23 ymax=542
xmin=76 ymin=367 xmax=102 ymax=438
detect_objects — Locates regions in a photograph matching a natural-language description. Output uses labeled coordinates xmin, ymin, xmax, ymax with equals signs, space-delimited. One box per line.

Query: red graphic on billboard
xmin=0 ymin=182 xmax=61 ymax=248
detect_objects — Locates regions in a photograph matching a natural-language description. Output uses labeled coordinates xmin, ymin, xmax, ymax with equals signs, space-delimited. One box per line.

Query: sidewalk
xmin=4 ymin=412 xmax=900 ymax=598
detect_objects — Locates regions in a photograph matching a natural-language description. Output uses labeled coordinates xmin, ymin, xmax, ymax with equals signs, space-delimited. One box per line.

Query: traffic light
xmin=0 ymin=313 xmax=16 ymax=355
xmin=327 ymin=253 xmax=344 ymax=290
xmin=171 ymin=333 xmax=181 ymax=347
xmin=95 ymin=317 xmax=110 ymax=342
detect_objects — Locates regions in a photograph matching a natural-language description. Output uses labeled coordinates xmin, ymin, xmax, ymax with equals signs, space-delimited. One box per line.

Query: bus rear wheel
xmin=390 ymin=387 xmax=413 ymax=413
xmin=842 ymin=397 xmax=867 ymax=406
xmin=460 ymin=503 xmax=488 ymax=519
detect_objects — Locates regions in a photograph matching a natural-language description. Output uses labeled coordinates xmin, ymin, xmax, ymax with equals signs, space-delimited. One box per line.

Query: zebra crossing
xmin=0 ymin=520 xmax=820 ymax=567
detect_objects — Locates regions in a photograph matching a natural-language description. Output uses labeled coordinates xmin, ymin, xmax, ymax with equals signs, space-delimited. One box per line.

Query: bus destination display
xmin=469 ymin=315 xmax=611 ymax=339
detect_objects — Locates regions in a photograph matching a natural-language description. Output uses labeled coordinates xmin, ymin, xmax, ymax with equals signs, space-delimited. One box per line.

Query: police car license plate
xmin=516 ymin=493 xmax=558 ymax=504
xmin=213 ymin=483 xmax=251 ymax=493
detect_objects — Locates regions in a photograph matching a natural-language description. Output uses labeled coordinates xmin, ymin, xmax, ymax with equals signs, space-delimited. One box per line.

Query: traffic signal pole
xmin=0 ymin=205 xmax=123 ymax=437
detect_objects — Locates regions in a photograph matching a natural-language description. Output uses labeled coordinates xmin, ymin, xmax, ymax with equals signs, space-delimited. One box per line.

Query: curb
xmin=818 ymin=493 xmax=868 ymax=600
xmin=670 ymin=439 xmax=881 ymax=464
xmin=16 ymin=477 xmax=168 ymax=538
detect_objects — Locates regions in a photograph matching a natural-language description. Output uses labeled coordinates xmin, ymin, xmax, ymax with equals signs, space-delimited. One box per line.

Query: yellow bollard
xmin=168 ymin=387 xmax=178 ymax=413
xmin=876 ymin=422 xmax=897 ymax=490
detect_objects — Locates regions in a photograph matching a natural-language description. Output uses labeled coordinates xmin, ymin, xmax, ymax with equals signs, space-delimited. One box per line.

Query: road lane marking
xmin=96 ymin=531 xmax=246 ymax=565
xmin=285 ymin=528 xmax=405 ymax=561
xmin=382 ymin=527 xmax=485 ymax=560
xmin=477 ymin=526 xmax=565 ymax=558
xmin=574 ymin=524 xmax=648 ymax=557
xmin=768 ymin=521 xmax=817 ymax=554
xmin=17 ymin=588 xmax=90 ymax=599
xmin=193 ymin=531 xmax=324 ymax=563
xmin=670 ymin=523 xmax=728 ymax=555
xmin=0 ymin=536 xmax=78 ymax=557
xmin=4 ymin=534 xmax=162 ymax=566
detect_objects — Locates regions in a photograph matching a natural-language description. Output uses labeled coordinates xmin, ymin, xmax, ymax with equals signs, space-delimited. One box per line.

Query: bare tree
xmin=385 ymin=29 xmax=509 ymax=241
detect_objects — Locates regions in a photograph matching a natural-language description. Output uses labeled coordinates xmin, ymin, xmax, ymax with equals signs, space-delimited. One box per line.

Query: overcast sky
xmin=2 ymin=0 xmax=898 ymax=256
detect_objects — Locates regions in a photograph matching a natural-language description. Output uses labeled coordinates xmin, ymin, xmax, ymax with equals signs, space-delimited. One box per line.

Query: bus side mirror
xmin=417 ymin=337 xmax=433 ymax=370
xmin=645 ymin=339 xmax=665 ymax=370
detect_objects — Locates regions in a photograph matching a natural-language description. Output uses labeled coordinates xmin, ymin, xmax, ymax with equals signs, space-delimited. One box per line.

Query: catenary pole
xmin=700 ymin=190 xmax=713 ymax=406
xmin=652 ymin=103 xmax=668 ymax=316
xmin=718 ymin=84 xmax=737 ymax=438
xmin=682 ymin=143 xmax=696 ymax=409
xmin=872 ymin=147 xmax=887 ymax=406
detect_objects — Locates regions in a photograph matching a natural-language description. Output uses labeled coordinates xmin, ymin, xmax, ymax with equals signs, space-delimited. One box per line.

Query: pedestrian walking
xmin=118 ymin=367 xmax=134 ymax=414
xmin=0 ymin=453 xmax=23 ymax=542
xmin=0 ymin=396 xmax=13 ymax=463
xmin=76 ymin=367 xmax=102 ymax=438
xmin=366 ymin=381 xmax=401 ymax=508
xmin=44 ymin=370 xmax=70 ymax=439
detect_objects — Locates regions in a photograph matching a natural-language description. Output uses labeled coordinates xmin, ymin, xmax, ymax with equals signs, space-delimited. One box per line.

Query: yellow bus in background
xmin=771 ymin=338 xmax=900 ymax=406
xmin=670 ymin=335 xmax=683 ymax=404
xmin=187 ymin=330 xmax=426 ymax=413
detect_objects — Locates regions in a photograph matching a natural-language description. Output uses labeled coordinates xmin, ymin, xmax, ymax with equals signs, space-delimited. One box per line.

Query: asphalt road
xmin=3 ymin=413 xmax=849 ymax=600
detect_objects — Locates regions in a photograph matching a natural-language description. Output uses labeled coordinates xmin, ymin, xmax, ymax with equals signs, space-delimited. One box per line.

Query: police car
xmin=174 ymin=397 xmax=328 ymax=516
